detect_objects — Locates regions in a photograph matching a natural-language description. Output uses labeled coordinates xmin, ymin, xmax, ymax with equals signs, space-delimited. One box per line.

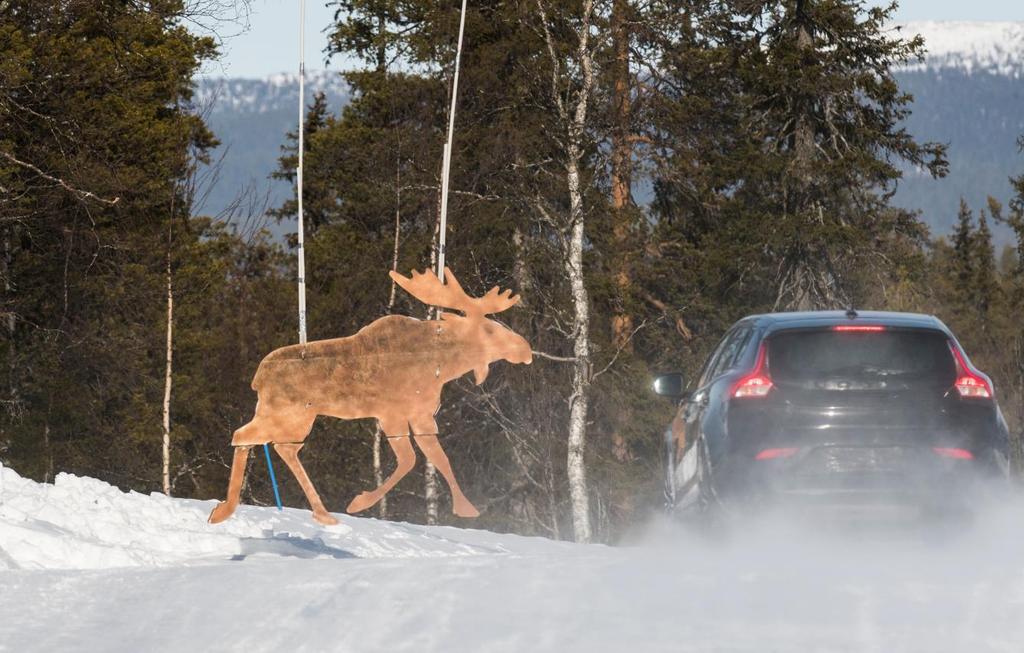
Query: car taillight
xmin=755 ymin=447 xmax=799 ymax=460
xmin=832 ymin=325 xmax=886 ymax=332
xmin=933 ymin=447 xmax=974 ymax=460
xmin=949 ymin=344 xmax=992 ymax=399
xmin=732 ymin=343 xmax=773 ymax=398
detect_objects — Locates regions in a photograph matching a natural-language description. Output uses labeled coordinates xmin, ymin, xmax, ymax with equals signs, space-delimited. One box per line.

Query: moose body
xmin=240 ymin=315 xmax=520 ymax=439
xmin=208 ymin=268 xmax=532 ymax=526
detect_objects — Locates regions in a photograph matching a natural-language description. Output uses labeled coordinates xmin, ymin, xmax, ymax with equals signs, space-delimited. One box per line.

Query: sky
xmin=199 ymin=0 xmax=339 ymax=78
xmin=200 ymin=0 xmax=1024 ymax=79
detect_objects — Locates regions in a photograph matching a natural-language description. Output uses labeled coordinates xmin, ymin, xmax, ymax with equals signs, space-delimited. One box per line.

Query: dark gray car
xmin=655 ymin=311 xmax=1011 ymax=517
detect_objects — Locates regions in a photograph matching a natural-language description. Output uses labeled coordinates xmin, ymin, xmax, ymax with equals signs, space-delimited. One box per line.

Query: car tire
xmin=694 ymin=435 xmax=722 ymax=516
xmin=662 ymin=428 xmax=677 ymax=510
xmin=668 ymin=435 xmax=720 ymax=528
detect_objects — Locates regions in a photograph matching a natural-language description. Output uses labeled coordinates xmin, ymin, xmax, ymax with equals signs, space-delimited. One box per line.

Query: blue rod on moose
xmin=263 ymin=443 xmax=283 ymax=511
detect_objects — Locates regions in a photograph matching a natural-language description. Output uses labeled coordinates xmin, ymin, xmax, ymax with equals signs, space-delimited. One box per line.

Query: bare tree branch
xmin=0 ymin=151 xmax=119 ymax=206
xmin=531 ymin=349 xmax=576 ymax=362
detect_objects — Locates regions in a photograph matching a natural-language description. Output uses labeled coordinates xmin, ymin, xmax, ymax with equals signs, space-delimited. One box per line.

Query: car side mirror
xmin=653 ymin=372 xmax=687 ymax=398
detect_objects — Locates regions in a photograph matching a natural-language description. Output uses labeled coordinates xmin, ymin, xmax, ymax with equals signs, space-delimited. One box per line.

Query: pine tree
xmin=951 ymin=198 xmax=975 ymax=312
xmin=1008 ymin=137 xmax=1024 ymax=293
xmin=973 ymin=207 xmax=999 ymax=322
xmin=270 ymin=91 xmax=334 ymax=237
xmin=0 ymin=0 xmax=218 ymax=486
xmin=653 ymin=0 xmax=947 ymax=311
xmin=1005 ymin=137 xmax=1024 ymax=471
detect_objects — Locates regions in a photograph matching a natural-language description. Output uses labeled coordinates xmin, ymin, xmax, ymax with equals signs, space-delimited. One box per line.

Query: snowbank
xmin=0 ymin=464 xmax=557 ymax=571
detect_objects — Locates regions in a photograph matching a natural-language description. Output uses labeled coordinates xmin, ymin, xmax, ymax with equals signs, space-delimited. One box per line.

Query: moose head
xmin=389 ymin=266 xmax=533 ymax=384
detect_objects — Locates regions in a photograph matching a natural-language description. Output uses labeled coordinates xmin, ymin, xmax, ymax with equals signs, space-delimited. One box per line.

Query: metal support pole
xmin=436 ymin=0 xmax=468 ymax=280
xmin=263 ymin=444 xmax=283 ymax=511
xmin=296 ymin=0 xmax=308 ymax=344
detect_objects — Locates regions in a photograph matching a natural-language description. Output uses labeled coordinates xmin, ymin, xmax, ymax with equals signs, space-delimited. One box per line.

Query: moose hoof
xmin=208 ymin=501 xmax=235 ymax=524
xmin=313 ymin=510 xmax=340 ymax=526
xmin=346 ymin=491 xmax=378 ymax=514
xmin=453 ymin=499 xmax=480 ymax=519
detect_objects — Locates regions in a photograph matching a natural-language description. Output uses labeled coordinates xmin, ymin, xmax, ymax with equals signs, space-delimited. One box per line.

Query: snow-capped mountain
xmin=195 ymin=70 xmax=349 ymax=115
xmin=191 ymin=71 xmax=348 ymax=225
xmin=900 ymin=21 xmax=1024 ymax=77
xmin=892 ymin=22 xmax=1024 ymax=238
xmin=193 ymin=22 xmax=1024 ymax=242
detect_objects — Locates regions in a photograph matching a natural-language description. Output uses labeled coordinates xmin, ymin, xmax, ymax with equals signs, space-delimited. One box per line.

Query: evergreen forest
xmin=3 ymin=0 xmax=1024 ymax=543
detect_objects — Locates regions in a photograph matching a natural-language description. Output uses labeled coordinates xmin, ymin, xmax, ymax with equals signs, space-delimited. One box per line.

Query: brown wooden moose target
xmin=208 ymin=267 xmax=532 ymax=525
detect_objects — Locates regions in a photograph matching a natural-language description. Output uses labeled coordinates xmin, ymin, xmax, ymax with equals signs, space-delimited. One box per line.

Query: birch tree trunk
xmin=424 ymin=456 xmax=439 ymax=524
xmin=162 ymin=250 xmax=173 ymax=496
xmin=568 ymin=3 xmax=596 ymax=545
xmin=565 ymin=174 xmax=592 ymax=542
xmin=1 ymin=228 xmax=17 ymax=455
xmin=512 ymin=225 xmax=531 ymax=302
xmin=372 ymin=169 xmax=404 ymax=519
xmin=537 ymin=0 xmax=597 ymax=542
xmin=43 ymin=397 xmax=53 ymax=483
xmin=424 ymin=195 xmax=443 ymax=525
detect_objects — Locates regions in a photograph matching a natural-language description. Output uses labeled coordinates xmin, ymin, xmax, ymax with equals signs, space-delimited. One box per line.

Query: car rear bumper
xmin=713 ymin=445 xmax=1002 ymax=512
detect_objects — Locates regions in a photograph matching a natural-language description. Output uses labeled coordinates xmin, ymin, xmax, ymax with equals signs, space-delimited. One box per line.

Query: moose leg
xmin=273 ymin=443 xmax=339 ymax=526
xmin=410 ymin=417 xmax=479 ymax=518
xmin=208 ymin=445 xmax=252 ymax=524
xmin=347 ymin=420 xmax=417 ymax=514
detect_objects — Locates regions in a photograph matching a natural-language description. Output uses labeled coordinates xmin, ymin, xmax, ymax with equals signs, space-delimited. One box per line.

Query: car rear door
xmin=684 ymin=324 xmax=755 ymax=461
xmin=667 ymin=324 xmax=751 ymax=504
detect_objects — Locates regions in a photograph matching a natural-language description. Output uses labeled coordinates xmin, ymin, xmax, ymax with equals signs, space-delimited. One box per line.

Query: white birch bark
xmin=565 ymin=169 xmax=592 ymax=543
xmin=424 ymin=459 xmax=439 ymax=524
xmin=565 ymin=207 xmax=591 ymax=542
xmin=424 ymin=201 xmax=442 ymax=524
xmin=371 ymin=430 xmax=386 ymax=516
xmin=373 ymin=177 xmax=404 ymax=519
xmin=162 ymin=252 xmax=173 ymax=496
xmin=537 ymin=0 xmax=597 ymax=542
xmin=567 ymin=1 xmax=596 ymax=545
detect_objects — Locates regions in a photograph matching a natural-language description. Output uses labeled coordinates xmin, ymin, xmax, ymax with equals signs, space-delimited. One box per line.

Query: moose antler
xmin=390 ymin=267 xmax=519 ymax=316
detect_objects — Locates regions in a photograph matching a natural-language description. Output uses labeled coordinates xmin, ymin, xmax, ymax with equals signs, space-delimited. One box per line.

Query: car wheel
xmin=668 ymin=434 xmax=719 ymax=526
xmin=663 ymin=428 xmax=677 ymax=511
xmin=694 ymin=435 xmax=719 ymax=514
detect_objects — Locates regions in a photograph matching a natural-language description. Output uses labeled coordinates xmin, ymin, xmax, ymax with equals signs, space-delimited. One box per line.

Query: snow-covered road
xmin=3 ymin=464 xmax=1024 ymax=652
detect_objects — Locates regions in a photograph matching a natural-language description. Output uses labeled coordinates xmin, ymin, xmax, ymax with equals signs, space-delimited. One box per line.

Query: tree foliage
xmin=6 ymin=0 xmax=1024 ymax=542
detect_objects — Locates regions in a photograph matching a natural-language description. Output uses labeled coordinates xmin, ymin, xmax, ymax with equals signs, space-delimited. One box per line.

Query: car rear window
xmin=767 ymin=328 xmax=956 ymax=389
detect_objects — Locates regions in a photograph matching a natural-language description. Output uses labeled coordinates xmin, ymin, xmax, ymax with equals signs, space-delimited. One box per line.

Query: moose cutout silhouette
xmin=208 ymin=267 xmax=532 ymax=525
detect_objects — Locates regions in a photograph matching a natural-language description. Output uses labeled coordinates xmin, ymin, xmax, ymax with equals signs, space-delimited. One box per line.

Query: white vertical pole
xmin=436 ymin=0 xmax=468 ymax=281
xmin=296 ymin=0 xmax=308 ymax=344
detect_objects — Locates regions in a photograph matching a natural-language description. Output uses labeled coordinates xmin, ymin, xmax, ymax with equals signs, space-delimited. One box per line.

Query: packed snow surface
xmin=3 ymin=464 xmax=1024 ymax=652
